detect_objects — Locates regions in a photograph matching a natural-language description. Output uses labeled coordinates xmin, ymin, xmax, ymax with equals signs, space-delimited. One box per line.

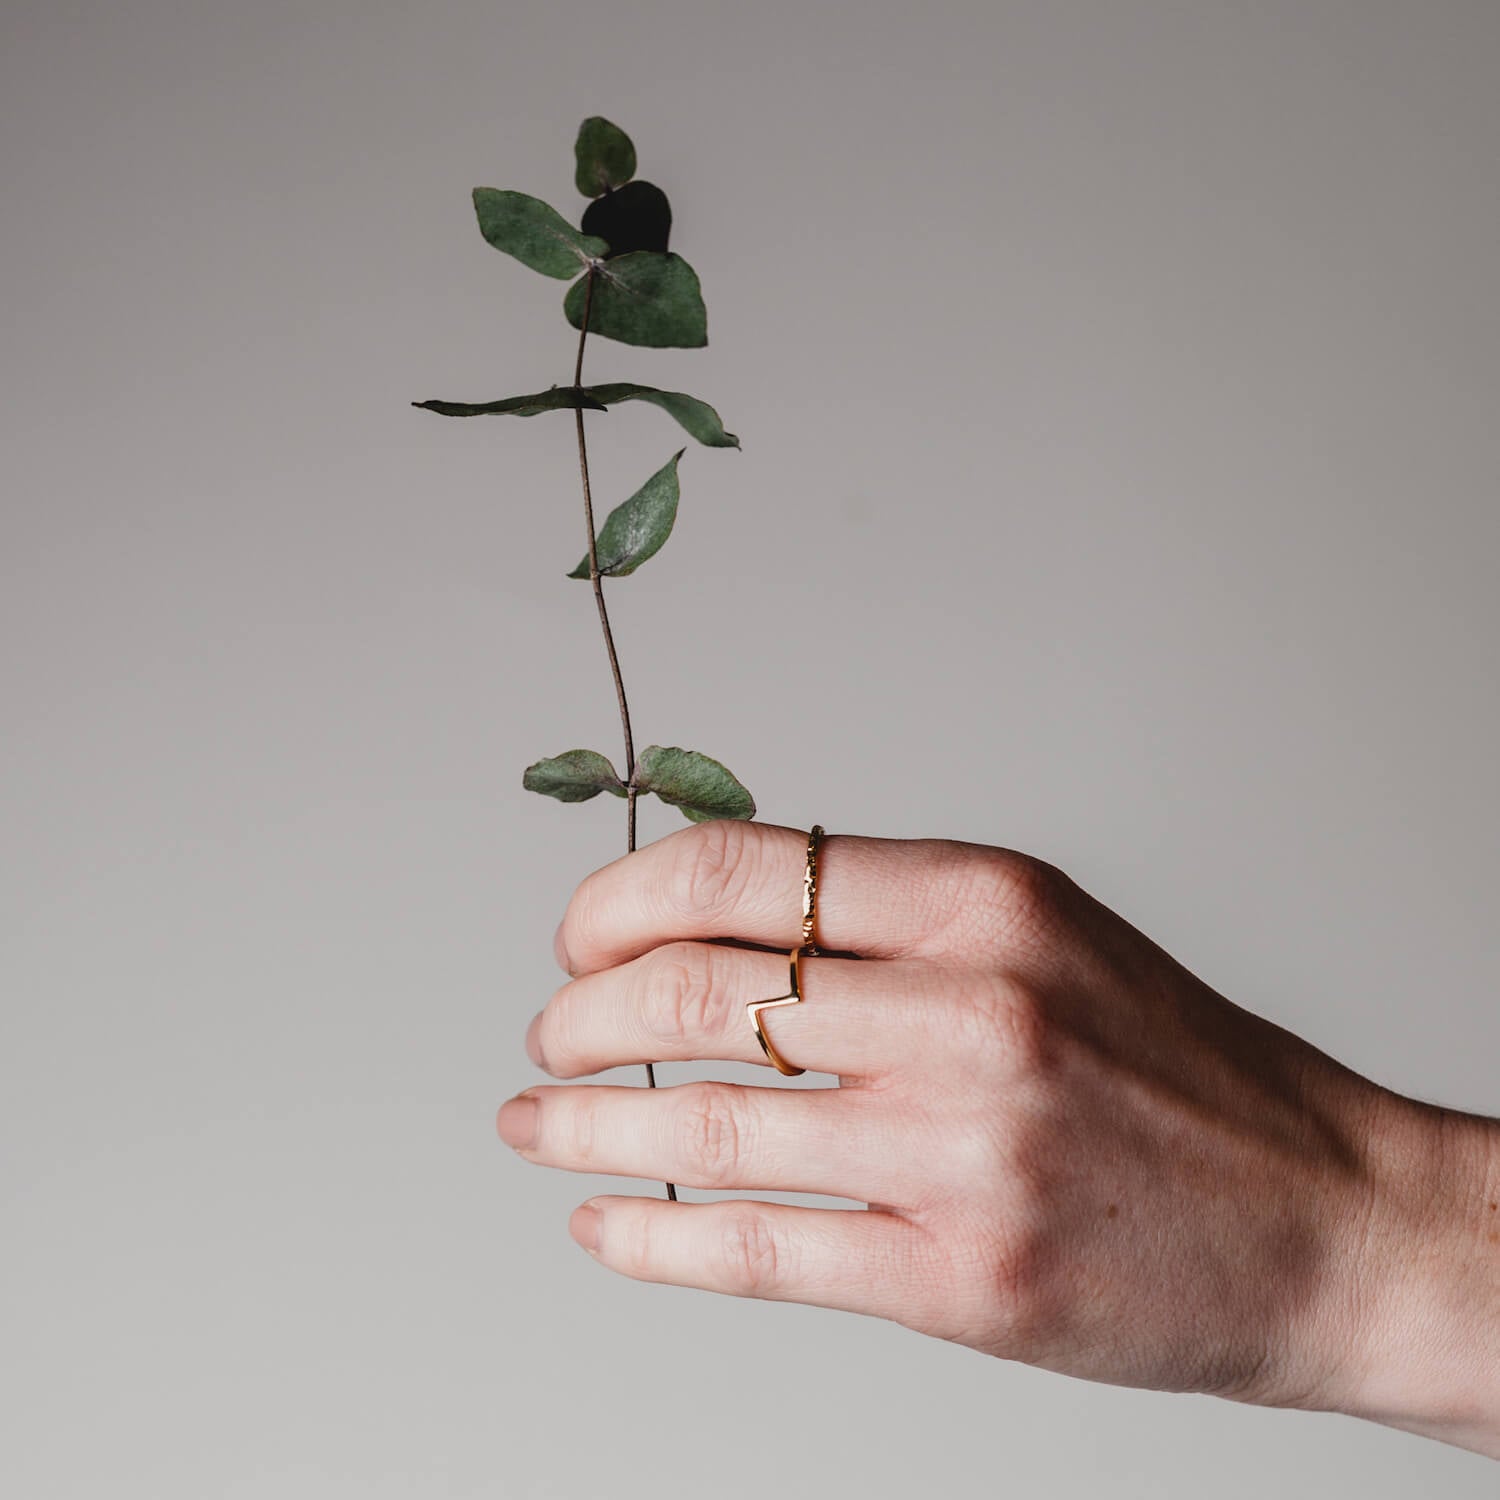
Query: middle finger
xmin=497 ymin=1078 xmax=912 ymax=1203
xmin=529 ymin=941 xmax=939 ymax=1081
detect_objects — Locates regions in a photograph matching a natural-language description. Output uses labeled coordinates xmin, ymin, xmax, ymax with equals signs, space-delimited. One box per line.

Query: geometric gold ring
xmin=744 ymin=825 xmax=826 ymax=1078
xmin=746 ymin=944 xmax=811 ymax=1077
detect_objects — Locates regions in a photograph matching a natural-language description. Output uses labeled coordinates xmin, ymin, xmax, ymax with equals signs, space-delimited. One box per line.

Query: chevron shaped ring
xmin=745 ymin=825 xmax=826 ymax=1077
xmin=746 ymin=944 xmax=811 ymax=1076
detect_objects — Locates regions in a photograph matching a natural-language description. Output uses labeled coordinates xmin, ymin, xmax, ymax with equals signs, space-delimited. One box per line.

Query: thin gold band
xmin=800 ymin=822 xmax=824 ymax=956
xmin=746 ymin=825 xmax=825 ymax=1077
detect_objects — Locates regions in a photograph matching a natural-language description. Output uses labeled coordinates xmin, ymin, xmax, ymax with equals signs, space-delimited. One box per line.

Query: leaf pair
xmin=412 ymin=381 xmax=738 ymax=449
xmin=575 ymin=116 xmax=672 ymax=257
xmin=468 ymin=162 xmax=702 ymax=348
xmin=523 ymin=745 xmax=755 ymax=823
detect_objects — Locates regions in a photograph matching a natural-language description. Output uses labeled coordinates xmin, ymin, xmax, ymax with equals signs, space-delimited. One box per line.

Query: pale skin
xmin=498 ymin=820 xmax=1500 ymax=1458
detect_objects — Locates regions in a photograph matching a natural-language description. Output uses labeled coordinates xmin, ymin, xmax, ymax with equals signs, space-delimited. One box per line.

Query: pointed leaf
xmin=584 ymin=383 xmax=738 ymax=448
xmin=522 ymin=749 xmax=626 ymax=804
xmin=635 ymin=746 xmax=756 ymax=823
xmin=411 ymin=383 xmax=737 ymax=446
xmin=413 ymin=386 xmax=607 ymax=418
xmin=568 ymin=451 xmax=684 ymax=579
xmin=574 ymin=117 xmax=637 ymax=197
xmin=564 ymin=253 xmax=707 ymax=348
xmin=473 ymin=188 xmax=608 ymax=278
xmin=581 ymin=181 xmax=671 ymax=256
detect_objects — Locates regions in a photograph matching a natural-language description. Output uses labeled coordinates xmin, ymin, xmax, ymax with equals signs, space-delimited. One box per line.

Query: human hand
xmin=500 ymin=821 xmax=1500 ymax=1455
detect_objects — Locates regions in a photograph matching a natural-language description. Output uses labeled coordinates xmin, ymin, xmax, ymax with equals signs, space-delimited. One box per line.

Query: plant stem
xmin=572 ymin=264 xmax=677 ymax=1203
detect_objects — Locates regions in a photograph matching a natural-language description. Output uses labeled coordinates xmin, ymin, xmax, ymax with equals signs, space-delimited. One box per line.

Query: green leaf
xmin=584 ymin=383 xmax=738 ymax=448
xmin=635 ymin=746 xmax=756 ymax=823
xmin=574 ymin=117 xmax=637 ymax=197
xmin=410 ymin=383 xmax=737 ymax=446
xmin=522 ymin=749 xmax=626 ymax=804
xmin=564 ymin=253 xmax=708 ymax=348
xmin=472 ymin=188 xmax=608 ymax=278
xmin=412 ymin=386 xmax=607 ymax=418
xmin=568 ymin=451 xmax=685 ymax=579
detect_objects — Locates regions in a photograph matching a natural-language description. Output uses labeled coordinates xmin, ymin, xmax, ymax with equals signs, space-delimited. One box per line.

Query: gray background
xmin=3 ymin=1 xmax=1497 ymax=1494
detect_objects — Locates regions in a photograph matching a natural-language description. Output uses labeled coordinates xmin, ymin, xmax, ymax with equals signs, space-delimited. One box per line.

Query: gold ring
xmin=745 ymin=825 xmax=825 ymax=1077
xmin=800 ymin=822 xmax=824 ymax=955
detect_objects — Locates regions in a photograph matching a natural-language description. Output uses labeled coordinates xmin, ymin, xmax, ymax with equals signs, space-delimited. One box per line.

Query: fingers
xmin=497 ymin=1079 xmax=924 ymax=1204
xmin=567 ymin=1195 xmax=938 ymax=1326
xmin=530 ymin=942 xmax=940 ymax=1081
xmin=554 ymin=818 xmax=1007 ymax=977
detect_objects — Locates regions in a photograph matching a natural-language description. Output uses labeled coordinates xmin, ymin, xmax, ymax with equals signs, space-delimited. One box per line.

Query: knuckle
xmin=993 ymin=852 xmax=1072 ymax=938
xmin=929 ymin=1215 xmax=1048 ymax=1353
xmin=945 ymin=851 xmax=1073 ymax=956
xmin=983 ymin=1226 xmax=1051 ymax=1350
xmin=677 ymin=1081 xmax=754 ymax=1188
xmin=866 ymin=1218 xmax=957 ymax=1337
xmin=984 ymin=1223 xmax=1042 ymax=1318
xmin=961 ymin=973 xmax=1051 ymax=1076
xmin=720 ymin=1208 xmax=791 ymax=1297
xmin=641 ymin=942 xmax=722 ymax=1051
xmin=672 ymin=819 xmax=758 ymax=920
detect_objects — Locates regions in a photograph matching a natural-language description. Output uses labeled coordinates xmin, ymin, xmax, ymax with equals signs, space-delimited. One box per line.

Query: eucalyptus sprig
xmin=415 ymin=117 xmax=756 ymax=1201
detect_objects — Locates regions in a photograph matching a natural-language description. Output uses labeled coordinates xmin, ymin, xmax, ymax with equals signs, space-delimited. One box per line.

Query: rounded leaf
xmin=564 ymin=253 xmax=708 ymax=349
xmin=574 ymin=117 xmax=637 ymax=197
xmin=473 ymin=189 xmax=608 ymax=278
xmin=522 ymin=750 xmax=626 ymax=803
xmin=634 ymin=746 xmax=756 ymax=823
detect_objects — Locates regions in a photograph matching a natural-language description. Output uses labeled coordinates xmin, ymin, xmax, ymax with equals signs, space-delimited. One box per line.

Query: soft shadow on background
xmin=3 ymin=2 xmax=1497 ymax=1495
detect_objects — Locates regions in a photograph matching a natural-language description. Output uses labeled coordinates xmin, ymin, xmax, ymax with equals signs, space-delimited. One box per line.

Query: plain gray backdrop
xmin=3 ymin=1 xmax=1497 ymax=1495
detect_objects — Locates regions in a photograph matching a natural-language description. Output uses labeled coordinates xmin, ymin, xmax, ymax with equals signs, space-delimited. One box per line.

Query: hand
xmin=500 ymin=821 xmax=1500 ymax=1455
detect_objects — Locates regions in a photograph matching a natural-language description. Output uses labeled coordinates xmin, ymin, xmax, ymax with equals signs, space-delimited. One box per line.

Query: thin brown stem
xmin=572 ymin=263 xmax=677 ymax=1203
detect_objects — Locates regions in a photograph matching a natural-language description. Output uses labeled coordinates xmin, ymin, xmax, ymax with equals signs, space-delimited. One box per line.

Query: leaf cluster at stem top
xmin=415 ymin=115 xmax=756 ymax=827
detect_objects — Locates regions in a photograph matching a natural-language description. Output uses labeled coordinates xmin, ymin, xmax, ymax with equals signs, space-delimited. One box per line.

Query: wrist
xmin=1334 ymin=1090 xmax=1500 ymax=1456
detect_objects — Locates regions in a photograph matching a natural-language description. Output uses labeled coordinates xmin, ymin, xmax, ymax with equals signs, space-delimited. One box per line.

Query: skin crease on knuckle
xmin=721 ymin=1208 xmax=790 ymax=1299
xmin=677 ymin=1081 xmax=755 ymax=1191
xmin=644 ymin=940 xmax=722 ymax=1054
xmin=922 ymin=848 xmax=1073 ymax=964
xmin=674 ymin=818 xmax=760 ymax=926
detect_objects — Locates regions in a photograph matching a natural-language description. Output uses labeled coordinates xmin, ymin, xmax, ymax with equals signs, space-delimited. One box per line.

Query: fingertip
xmin=569 ymin=1201 xmax=603 ymax=1254
xmin=524 ymin=1009 xmax=546 ymax=1070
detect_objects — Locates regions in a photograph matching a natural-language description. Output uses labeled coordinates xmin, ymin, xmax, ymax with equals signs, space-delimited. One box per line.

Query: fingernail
xmin=524 ymin=1011 xmax=546 ymax=1069
xmin=497 ymin=1093 xmax=539 ymax=1150
xmin=570 ymin=1202 xmax=602 ymax=1253
xmin=552 ymin=921 xmax=570 ymax=973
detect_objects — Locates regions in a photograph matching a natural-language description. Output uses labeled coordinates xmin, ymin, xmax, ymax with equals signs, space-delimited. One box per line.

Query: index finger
xmin=553 ymin=818 xmax=1001 ymax=977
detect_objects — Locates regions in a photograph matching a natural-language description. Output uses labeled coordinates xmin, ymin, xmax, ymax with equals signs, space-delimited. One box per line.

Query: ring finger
xmin=497 ymin=1078 xmax=920 ymax=1204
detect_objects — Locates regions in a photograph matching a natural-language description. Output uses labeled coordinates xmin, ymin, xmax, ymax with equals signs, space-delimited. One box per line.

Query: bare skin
xmin=498 ymin=820 xmax=1500 ymax=1457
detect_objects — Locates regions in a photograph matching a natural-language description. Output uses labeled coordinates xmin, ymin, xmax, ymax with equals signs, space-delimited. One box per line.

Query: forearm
xmin=1338 ymin=1094 xmax=1500 ymax=1457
